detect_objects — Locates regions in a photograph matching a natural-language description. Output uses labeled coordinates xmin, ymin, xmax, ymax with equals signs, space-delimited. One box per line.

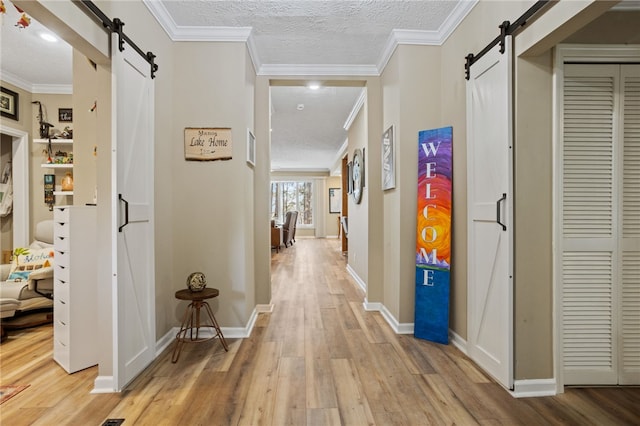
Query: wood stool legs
xmin=171 ymin=300 xmax=228 ymax=363
xmin=203 ymin=301 xmax=229 ymax=351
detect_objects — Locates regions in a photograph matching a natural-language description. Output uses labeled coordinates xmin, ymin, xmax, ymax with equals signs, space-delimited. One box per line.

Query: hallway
xmin=0 ymin=238 xmax=638 ymax=424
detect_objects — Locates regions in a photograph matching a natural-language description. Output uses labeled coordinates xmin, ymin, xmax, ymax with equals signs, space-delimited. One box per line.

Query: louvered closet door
xmin=561 ymin=64 xmax=640 ymax=385
xmin=620 ymin=65 xmax=640 ymax=385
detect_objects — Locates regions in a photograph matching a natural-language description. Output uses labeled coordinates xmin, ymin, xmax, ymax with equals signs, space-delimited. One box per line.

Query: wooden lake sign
xmin=184 ymin=127 xmax=232 ymax=161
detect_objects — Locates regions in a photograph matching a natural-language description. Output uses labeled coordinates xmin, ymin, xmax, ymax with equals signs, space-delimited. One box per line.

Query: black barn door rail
xmin=464 ymin=0 xmax=550 ymax=80
xmin=79 ymin=0 xmax=159 ymax=78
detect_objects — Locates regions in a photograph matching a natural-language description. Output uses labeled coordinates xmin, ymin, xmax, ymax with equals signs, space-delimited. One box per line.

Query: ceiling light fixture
xmin=297 ymin=104 xmax=305 ymax=111
xmin=40 ymin=32 xmax=58 ymax=42
xmin=308 ymin=83 xmax=320 ymax=90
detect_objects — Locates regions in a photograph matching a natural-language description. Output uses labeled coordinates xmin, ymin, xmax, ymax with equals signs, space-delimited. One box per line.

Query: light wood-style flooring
xmin=1 ymin=238 xmax=638 ymax=425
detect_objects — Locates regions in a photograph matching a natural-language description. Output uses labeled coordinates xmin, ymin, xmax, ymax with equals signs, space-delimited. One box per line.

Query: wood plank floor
xmin=1 ymin=238 xmax=638 ymax=425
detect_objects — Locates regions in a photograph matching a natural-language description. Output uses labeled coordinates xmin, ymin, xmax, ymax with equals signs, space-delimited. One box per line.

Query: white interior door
xmin=112 ymin=33 xmax=156 ymax=391
xmin=560 ymin=63 xmax=640 ymax=385
xmin=466 ymin=37 xmax=514 ymax=389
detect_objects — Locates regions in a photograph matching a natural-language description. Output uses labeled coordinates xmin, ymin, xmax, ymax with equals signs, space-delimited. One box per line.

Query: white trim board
xmin=91 ymin=376 xmax=117 ymax=394
xmin=511 ymin=379 xmax=558 ymax=398
xmin=0 ymin=125 xmax=29 ymax=248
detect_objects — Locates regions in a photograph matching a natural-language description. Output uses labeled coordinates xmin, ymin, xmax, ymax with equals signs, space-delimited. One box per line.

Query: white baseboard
xmin=362 ymin=299 xmax=382 ymax=312
xmin=449 ymin=329 xmax=468 ymax=354
xmin=91 ymin=376 xmax=117 ymax=394
xmin=444 ymin=331 xmax=556 ymax=398
xmin=363 ymin=298 xmax=414 ymax=334
xmin=156 ymin=327 xmax=177 ymax=357
xmin=256 ymin=303 xmax=274 ymax=313
xmin=511 ymin=379 xmax=558 ymax=398
xmin=346 ymin=264 xmax=367 ymax=293
xmin=347 ymin=265 xmax=415 ymax=334
xmin=380 ymin=303 xmax=414 ymax=334
xmin=223 ymin=307 xmax=259 ymax=339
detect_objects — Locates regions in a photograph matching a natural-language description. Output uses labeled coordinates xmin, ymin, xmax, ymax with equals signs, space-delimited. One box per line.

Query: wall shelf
xmin=41 ymin=163 xmax=73 ymax=169
xmin=53 ymin=191 xmax=74 ymax=196
xmin=33 ymin=138 xmax=73 ymax=144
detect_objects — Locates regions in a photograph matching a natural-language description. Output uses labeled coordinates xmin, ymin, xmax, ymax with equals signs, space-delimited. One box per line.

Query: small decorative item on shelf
xmin=186 ymin=272 xmax=207 ymax=292
xmin=61 ymin=126 xmax=73 ymax=139
xmin=52 ymin=150 xmax=73 ymax=164
xmin=61 ymin=172 xmax=73 ymax=191
xmin=44 ymin=174 xmax=54 ymax=208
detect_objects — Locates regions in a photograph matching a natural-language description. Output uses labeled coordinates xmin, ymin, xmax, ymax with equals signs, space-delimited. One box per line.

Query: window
xmin=271 ymin=181 xmax=313 ymax=226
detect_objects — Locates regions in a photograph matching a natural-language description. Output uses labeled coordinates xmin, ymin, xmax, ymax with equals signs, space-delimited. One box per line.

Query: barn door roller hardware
xmin=464 ymin=0 xmax=550 ymax=80
xmin=79 ymin=0 xmax=159 ymax=79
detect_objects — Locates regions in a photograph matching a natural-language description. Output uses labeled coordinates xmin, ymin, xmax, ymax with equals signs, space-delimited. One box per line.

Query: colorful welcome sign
xmin=415 ymin=126 xmax=452 ymax=344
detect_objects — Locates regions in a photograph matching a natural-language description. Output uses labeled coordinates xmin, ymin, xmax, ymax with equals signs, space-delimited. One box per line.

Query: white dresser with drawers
xmin=53 ymin=205 xmax=98 ymax=373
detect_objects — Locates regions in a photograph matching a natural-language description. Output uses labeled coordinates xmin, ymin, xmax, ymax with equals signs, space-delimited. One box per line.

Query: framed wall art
xmin=382 ymin=125 xmax=395 ymax=190
xmin=329 ymin=188 xmax=341 ymax=213
xmin=247 ymin=129 xmax=255 ymax=167
xmin=58 ymin=108 xmax=73 ymax=122
xmin=0 ymin=87 xmax=19 ymax=121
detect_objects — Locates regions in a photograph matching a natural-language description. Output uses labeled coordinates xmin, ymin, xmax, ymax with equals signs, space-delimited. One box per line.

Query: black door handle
xmin=496 ymin=193 xmax=507 ymax=231
xmin=118 ymin=193 xmax=129 ymax=232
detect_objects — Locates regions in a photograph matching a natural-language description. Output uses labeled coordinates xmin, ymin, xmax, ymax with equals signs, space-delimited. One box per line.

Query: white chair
xmin=0 ymin=220 xmax=55 ymax=320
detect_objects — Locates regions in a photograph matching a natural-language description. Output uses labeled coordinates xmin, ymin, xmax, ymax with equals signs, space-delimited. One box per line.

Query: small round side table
xmin=171 ymin=288 xmax=229 ymax=363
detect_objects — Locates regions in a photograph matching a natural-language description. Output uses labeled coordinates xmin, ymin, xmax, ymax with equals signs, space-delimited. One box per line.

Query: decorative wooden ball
xmin=186 ymin=272 xmax=207 ymax=292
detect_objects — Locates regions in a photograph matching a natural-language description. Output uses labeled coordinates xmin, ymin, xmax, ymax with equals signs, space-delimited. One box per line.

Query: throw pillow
xmin=7 ymin=248 xmax=54 ymax=282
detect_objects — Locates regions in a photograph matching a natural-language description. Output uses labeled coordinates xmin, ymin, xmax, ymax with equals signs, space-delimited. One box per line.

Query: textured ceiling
xmin=160 ymin=0 xmax=459 ymax=67
xmin=6 ymin=1 xmax=635 ymax=172
xmin=3 ymin=0 xmax=472 ymax=172
xmin=271 ymin=85 xmax=363 ymax=171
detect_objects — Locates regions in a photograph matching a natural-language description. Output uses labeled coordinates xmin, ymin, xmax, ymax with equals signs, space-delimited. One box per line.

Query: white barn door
xmin=111 ymin=34 xmax=156 ymax=391
xmin=466 ymin=37 xmax=514 ymax=389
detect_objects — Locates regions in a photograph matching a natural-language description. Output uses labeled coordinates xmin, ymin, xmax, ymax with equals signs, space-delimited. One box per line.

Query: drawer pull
xmin=119 ymin=193 xmax=130 ymax=232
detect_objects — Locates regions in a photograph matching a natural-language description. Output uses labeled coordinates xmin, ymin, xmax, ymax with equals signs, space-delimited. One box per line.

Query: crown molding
xmin=144 ymin=0 xmax=477 ymax=76
xmin=143 ymin=0 xmax=177 ymax=37
xmin=438 ymin=0 xmax=479 ymax=43
xmin=170 ymin=26 xmax=252 ymax=42
xmin=343 ymin=88 xmax=367 ymax=131
xmin=32 ymin=84 xmax=73 ymax=95
xmin=1 ymin=71 xmax=72 ymax=94
xmin=376 ymin=0 xmax=478 ymax=73
xmin=334 ymin=138 xmax=349 ymax=163
xmin=246 ymin=33 xmax=261 ymax=73
xmin=258 ymin=63 xmax=379 ymax=77
xmin=330 ymin=138 xmax=349 ymax=175
xmin=143 ymin=0 xmax=251 ymax=41
xmin=377 ymin=29 xmax=441 ymax=72
xmin=1 ymin=71 xmax=32 ymax=93
xmin=270 ymin=167 xmax=331 ymax=174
